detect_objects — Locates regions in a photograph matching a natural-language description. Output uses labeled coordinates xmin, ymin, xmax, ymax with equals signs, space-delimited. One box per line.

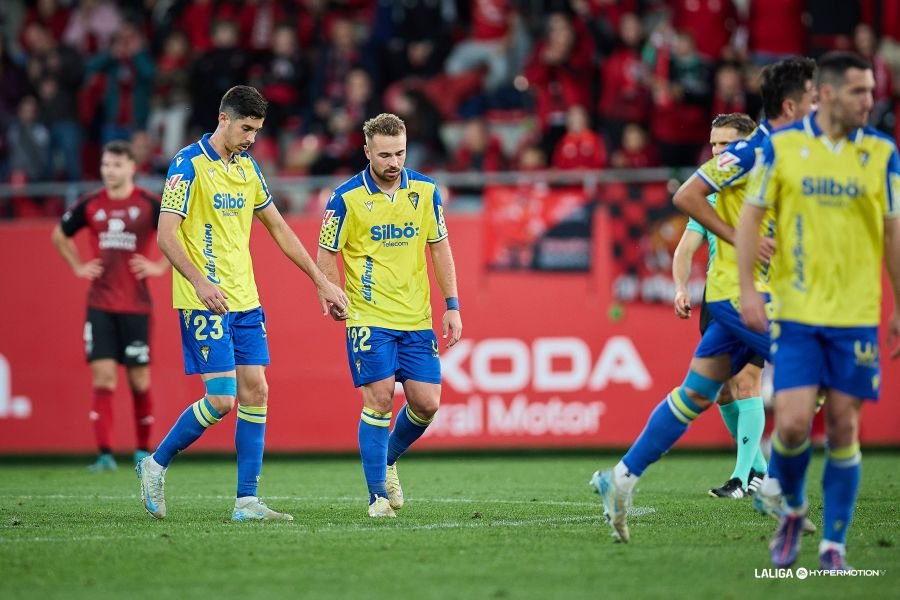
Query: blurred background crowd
xmin=1 ymin=0 xmax=900 ymax=219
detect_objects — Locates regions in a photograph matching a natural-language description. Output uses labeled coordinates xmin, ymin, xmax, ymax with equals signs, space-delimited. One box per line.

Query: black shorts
xmin=84 ymin=308 xmax=151 ymax=365
xmin=698 ymin=292 xmax=764 ymax=369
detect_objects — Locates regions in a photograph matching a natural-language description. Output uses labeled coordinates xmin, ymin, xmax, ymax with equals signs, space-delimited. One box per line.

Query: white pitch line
xmin=0 ymin=514 xmax=623 ymax=544
xmin=0 ymin=493 xmax=604 ymax=508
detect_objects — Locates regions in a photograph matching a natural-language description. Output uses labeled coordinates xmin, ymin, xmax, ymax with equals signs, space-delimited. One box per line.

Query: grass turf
xmin=0 ymin=453 xmax=897 ymax=599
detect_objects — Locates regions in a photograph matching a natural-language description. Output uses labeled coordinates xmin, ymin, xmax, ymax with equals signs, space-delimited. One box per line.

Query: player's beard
xmin=377 ymin=166 xmax=400 ymax=182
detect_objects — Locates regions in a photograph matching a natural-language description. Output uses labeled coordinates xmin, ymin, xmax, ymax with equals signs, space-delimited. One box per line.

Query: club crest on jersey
xmin=128 ymin=206 xmax=140 ymax=221
xmin=716 ymin=152 xmax=739 ymax=171
xmin=365 ymin=200 xmax=374 ymax=212
xmin=181 ymin=309 xmax=192 ymax=328
xmin=200 ymin=345 xmax=210 ymax=362
xmin=408 ymin=192 xmax=419 ymax=210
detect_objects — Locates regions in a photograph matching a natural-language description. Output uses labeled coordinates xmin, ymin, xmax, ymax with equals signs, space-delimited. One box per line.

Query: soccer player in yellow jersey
xmin=589 ymin=58 xmax=816 ymax=544
xmin=136 ymin=86 xmax=348 ymax=521
xmin=738 ymin=52 xmax=900 ymax=571
xmin=671 ymin=113 xmax=770 ymax=499
xmin=317 ymin=113 xmax=462 ymax=518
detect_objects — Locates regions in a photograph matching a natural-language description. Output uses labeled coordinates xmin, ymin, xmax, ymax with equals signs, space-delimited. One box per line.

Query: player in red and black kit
xmin=52 ymin=140 xmax=169 ymax=471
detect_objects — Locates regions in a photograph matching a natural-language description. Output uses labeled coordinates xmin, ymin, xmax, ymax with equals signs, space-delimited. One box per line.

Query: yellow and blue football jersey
xmin=746 ymin=113 xmax=900 ymax=327
xmin=160 ymin=134 xmax=273 ymax=311
xmin=319 ymin=167 xmax=448 ymax=330
xmin=695 ymin=122 xmax=775 ymax=303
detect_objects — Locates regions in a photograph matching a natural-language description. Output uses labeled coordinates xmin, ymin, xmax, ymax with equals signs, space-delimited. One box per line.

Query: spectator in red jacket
xmin=445 ymin=0 xmax=517 ymax=92
xmin=524 ymin=12 xmax=593 ymax=158
xmin=251 ymin=23 xmax=306 ymax=132
xmin=552 ymin=105 xmax=607 ymax=170
xmin=147 ymin=31 xmax=191 ymax=160
xmin=646 ymin=28 xmax=712 ymax=167
xmin=450 ymin=118 xmax=506 ymax=172
xmin=744 ymin=0 xmax=807 ymax=65
xmin=598 ymin=12 xmax=652 ymax=150
xmin=860 ymin=0 xmax=900 ymax=80
xmin=853 ymin=24 xmax=894 ymax=111
xmin=610 ymin=123 xmax=660 ymax=169
xmin=19 ymin=0 xmax=71 ymax=50
xmin=710 ymin=62 xmax=747 ymax=121
xmin=670 ymin=0 xmax=738 ymax=61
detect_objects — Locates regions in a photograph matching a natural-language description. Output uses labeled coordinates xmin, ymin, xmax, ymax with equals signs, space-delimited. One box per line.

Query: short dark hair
xmin=102 ymin=140 xmax=134 ymax=160
xmin=760 ymin=57 xmax=816 ymax=119
xmin=816 ymin=51 xmax=873 ymax=88
xmin=219 ymin=85 xmax=268 ymax=120
xmin=711 ymin=113 xmax=756 ymax=136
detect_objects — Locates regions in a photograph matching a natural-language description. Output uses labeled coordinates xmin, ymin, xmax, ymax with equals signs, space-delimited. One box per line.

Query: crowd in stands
xmin=2 ymin=0 xmax=900 ymax=218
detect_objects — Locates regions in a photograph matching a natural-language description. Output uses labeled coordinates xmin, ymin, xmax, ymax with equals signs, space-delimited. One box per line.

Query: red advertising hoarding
xmin=0 ymin=211 xmax=897 ymax=453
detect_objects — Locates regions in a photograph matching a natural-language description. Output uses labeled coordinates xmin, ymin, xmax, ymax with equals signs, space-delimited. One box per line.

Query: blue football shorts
xmin=345 ymin=326 xmax=441 ymax=388
xmin=771 ymin=321 xmax=880 ymax=401
xmin=178 ymin=306 xmax=270 ymax=375
xmin=694 ymin=297 xmax=772 ymax=375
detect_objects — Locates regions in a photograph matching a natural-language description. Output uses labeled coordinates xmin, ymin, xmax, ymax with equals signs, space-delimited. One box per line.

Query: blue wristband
xmin=446 ymin=297 xmax=460 ymax=311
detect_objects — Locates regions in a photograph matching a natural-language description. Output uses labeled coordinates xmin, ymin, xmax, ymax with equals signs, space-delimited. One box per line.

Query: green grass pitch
xmin=1 ymin=452 xmax=897 ymax=599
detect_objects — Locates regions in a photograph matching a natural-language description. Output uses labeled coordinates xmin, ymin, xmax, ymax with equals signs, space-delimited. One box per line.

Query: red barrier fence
xmin=1 ymin=212 xmax=897 ymax=453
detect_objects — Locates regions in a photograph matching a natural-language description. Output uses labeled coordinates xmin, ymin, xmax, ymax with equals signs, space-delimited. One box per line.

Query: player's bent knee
xmin=730 ymin=373 xmax=759 ymax=399
xmin=205 ymin=376 xmax=238 ymax=414
xmin=409 ymin=400 xmax=439 ymax=421
xmin=682 ymin=370 xmax=724 ymax=406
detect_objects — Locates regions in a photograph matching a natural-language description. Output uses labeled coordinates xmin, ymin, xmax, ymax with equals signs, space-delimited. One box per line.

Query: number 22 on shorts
xmin=349 ymin=326 xmax=371 ymax=353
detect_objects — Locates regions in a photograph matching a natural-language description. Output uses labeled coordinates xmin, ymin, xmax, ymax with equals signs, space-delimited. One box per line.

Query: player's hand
xmin=328 ymin=302 xmax=349 ymax=321
xmin=758 ymin=237 xmax=777 ymax=263
xmin=193 ymin=279 xmax=229 ymax=315
xmin=74 ymin=259 xmax=103 ymax=280
xmin=443 ymin=310 xmax=462 ymax=348
xmin=887 ymin=311 xmax=900 ymax=359
xmin=739 ymin=289 xmax=768 ymax=333
xmin=317 ymin=281 xmax=348 ymax=317
xmin=674 ymin=290 xmax=691 ymax=319
xmin=129 ymin=254 xmax=165 ymax=279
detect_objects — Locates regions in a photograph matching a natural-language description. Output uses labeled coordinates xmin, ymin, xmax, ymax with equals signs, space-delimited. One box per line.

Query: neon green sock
xmin=731 ymin=397 xmax=766 ymax=484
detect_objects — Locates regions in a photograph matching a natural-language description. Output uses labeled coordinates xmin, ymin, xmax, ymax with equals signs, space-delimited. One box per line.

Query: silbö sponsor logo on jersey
xmin=802 ymin=177 xmax=865 ymax=206
xmin=361 ymin=255 xmax=375 ymax=302
xmin=203 ymin=223 xmax=220 ymax=284
xmin=213 ymin=192 xmax=245 ymax=216
xmin=370 ymin=222 xmax=419 ymax=247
